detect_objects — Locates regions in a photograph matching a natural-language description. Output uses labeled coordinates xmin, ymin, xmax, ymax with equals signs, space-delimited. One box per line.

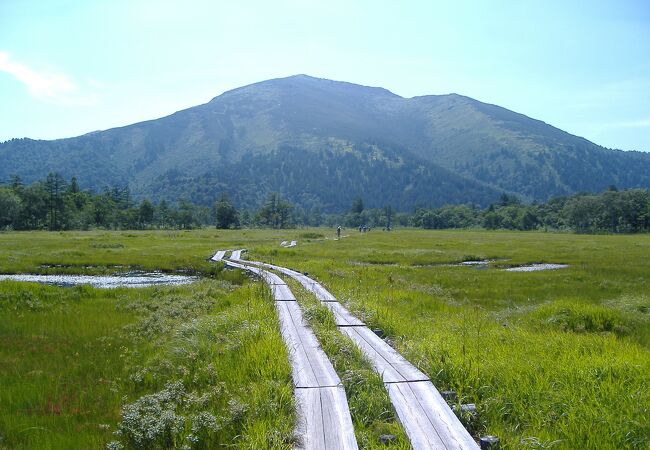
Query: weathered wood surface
xmin=230 ymin=249 xmax=243 ymax=260
xmin=295 ymin=386 xmax=359 ymax=450
xmin=223 ymin=258 xmax=358 ymax=450
xmin=387 ymin=381 xmax=479 ymax=450
xmin=210 ymin=250 xmax=227 ymax=261
xmin=275 ymin=300 xmax=341 ymax=388
xmin=236 ymin=257 xmax=479 ymax=450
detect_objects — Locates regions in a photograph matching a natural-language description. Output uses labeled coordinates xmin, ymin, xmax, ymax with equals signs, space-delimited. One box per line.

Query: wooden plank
xmin=269 ymin=264 xmax=304 ymax=278
xmin=282 ymin=301 xmax=341 ymax=388
xmin=320 ymin=386 xmax=359 ymax=450
xmin=231 ymin=249 xmax=242 ymax=260
xmin=275 ymin=301 xmax=323 ymax=388
xmin=268 ymin=266 xmax=337 ymax=302
xmin=404 ymin=381 xmax=479 ymax=450
xmin=295 ymin=386 xmax=359 ymax=450
xmin=227 ymin=260 xmax=280 ymax=284
xmin=386 ymin=382 xmax=448 ymax=449
xmin=386 ymin=381 xmax=479 ymax=449
xmin=210 ymin=250 xmax=226 ymax=261
xmin=324 ymin=302 xmax=365 ymax=326
xmin=356 ymin=327 xmax=429 ymax=382
xmin=232 ymin=262 xmax=339 ymax=386
xmin=294 ymin=387 xmax=324 ymax=449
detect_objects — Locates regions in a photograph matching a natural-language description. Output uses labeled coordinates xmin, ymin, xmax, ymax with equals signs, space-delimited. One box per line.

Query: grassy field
xmin=0 ymin=230 xmax=296 ymax=449
xmin=1 ymin=229 xmax=649 ymax=449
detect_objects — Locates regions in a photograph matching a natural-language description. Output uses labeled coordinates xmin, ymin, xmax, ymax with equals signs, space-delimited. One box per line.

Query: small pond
xmin=504 ymin=264 xmax=569 ymax=272
xmin=0 ymin=272 xmax=197 ymax=289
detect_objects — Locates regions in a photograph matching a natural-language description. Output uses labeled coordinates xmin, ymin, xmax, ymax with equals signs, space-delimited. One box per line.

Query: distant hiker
xmin=359 ymin=225 xmax=362 ymax=232
xmin=337 ymin=226 xmax=341 ymax=238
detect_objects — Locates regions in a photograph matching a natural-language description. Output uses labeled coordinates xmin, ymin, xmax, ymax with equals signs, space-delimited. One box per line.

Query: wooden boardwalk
xmin=235 ymin=257 xmax=479 ymax=450
xmin=224 ymin=258 xmax=358 ymax=450
xmin=210 ymin=250 xmax=227 ymax=261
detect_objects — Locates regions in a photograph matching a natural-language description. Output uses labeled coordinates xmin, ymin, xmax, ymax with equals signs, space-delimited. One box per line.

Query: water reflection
xmin=0 ymin=272 xmax=197 ymax=288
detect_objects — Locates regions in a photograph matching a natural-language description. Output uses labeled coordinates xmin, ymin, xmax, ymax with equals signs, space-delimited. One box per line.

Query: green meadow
xmin=1 ymin=229 xmax=649 ymax=449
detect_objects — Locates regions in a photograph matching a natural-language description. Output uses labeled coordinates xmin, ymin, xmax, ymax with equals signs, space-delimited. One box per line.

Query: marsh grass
xmin=0 ymin=230 xmax=283 ymax=276
xmin=254 ymin=229 xmax=650 ymax=449
xmin=0 ymin=274 xmax=294 ymax=449
xmin=2 ymin=228 xmax=650 ymax=449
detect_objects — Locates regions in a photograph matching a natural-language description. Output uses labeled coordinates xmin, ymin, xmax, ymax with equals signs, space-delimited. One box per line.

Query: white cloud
xmin=0 ymin=51 xmax=99 ymax=106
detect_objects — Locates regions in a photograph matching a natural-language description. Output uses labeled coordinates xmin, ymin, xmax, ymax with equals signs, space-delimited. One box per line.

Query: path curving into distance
xmin=229 ymin=251 xmax=479 ymax=450
xmin=217 ymin=251 xmax=358 ymax=450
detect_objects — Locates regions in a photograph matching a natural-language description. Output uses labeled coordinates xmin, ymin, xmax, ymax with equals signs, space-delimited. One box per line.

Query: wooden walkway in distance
xmin=238 ymin=257 xmax=479 ymax=450
xmin=224 ymin=258 xmax=358 ymax=450
xmin=210 ymin=250 xmax=227 ymax=261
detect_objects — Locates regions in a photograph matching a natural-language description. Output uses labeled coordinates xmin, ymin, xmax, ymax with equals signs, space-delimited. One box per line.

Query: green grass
xmin=0 ymin=273 xmax=294 ymax=448
xmin=1 ymin=228 xmax=650 ymax=449
xmin=254 ymin=229 xmax=650 ymax=449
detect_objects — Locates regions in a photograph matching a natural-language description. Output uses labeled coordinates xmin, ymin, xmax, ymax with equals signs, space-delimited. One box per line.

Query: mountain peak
xmin=212 ymin=74 xmax=400 ymax=103
xmin=2 ymin=75 xmax=650 ymax=212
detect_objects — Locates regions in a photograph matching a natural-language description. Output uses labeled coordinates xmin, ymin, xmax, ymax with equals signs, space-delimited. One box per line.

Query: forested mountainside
xmin=2 ymin=75 xmax=649 ymax=211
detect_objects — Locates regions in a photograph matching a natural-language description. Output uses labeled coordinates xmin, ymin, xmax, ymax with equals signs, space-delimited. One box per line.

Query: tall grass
xmin=0 ymin=277 xmax=294 ymax=449
xmin=2 ymin=228 xmax=650 ymax=449
xmin=255 ymin=229 xmax=650 ymax=449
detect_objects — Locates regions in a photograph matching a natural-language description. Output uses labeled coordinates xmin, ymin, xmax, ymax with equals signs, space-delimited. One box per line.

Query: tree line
xmin=410 ymin=189 xmax=650 ymax=233
xmin=1 ymin=174 xmax=649 ymax=233
xmin=0 ymin=174 xmax=301 ymax=231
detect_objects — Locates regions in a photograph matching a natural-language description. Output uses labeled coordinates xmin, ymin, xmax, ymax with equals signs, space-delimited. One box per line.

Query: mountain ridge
xmin=1 ymin=74 xmax=649 ymax=212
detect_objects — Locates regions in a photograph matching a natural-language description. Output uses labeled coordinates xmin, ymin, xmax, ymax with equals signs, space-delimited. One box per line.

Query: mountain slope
xmin=397 ymin=94 xmax=650 ymax=199
xmin=1 ymin=74 xmax=649 ymax=211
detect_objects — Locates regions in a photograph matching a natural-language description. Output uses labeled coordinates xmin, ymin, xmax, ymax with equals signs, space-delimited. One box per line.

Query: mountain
xmin=2 ymin=74 xmax=649 ymax=212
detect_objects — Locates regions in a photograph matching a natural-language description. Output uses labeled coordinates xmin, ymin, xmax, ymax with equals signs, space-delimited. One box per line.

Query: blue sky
xmin=1 ymin=0 xmax=649 ymax=150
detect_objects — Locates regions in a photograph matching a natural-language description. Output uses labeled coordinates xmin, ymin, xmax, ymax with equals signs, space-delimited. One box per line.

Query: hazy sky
xmin=1 ymin=0 xmax=649 ymax=150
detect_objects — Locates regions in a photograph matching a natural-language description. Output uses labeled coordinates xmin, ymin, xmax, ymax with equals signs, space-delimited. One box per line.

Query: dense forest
xmin=1 ymin=174 xmax=649 ymax=233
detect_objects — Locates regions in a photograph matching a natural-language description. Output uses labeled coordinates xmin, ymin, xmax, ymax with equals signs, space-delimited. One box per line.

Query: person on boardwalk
xmin=337 ymin=226 xmax=341 ymax=239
